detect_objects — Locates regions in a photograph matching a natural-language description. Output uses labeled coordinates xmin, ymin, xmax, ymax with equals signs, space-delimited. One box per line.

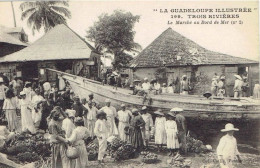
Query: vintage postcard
xmin=0 ymin=0 xmax=259 ymax=167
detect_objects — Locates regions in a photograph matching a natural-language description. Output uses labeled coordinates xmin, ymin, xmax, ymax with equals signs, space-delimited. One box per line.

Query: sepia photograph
xmin=0 ymin=0 xmax=259 ymax=167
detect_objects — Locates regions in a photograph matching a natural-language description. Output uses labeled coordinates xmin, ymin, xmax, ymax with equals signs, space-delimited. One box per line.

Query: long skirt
xmin=155 ymin=128 xmax=166 ymax=145
xmin=118 ymin=122 xmax=128 ymax=142
xmin=21 ymin=109 xmax=36 ymax=134
xmin=166 ymin=130 xmax=179 ymax=149
xmin=74 ymin=141 xmax=88 ymax=168
xmin=130 ymin=128 xmax=143 ymax=150
xmin=5 ymin=110 xmax=18 ymax=131
xmin=98 ymin=136 xmax=107 ymax=161
xmin=51 ymin=144 xmax=64 ymax=168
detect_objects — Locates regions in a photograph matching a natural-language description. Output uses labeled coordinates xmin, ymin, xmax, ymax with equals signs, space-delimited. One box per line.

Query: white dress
xmin=18 ymin=99 xmax=36 ymax=134
xmin=165 ymin=120 xmax=179 ymax=149
xmin=62 ymin=118 xmax=75 ymax=138
xmin=99 ymin=106 xmax=118 ymax=137
xmin=117 ymin=110 xmax=132 ymax=142
xmin=67 ymin=126 xmax=89 ymax=168
xmin=31 ymin=95 xmax=44 ymax=124
xmin=94 ymin=119 xmax=110 ymax=160
xmin=3 ymin=98 xmax=18 ymax=131
xmin=154 ymin=117 xmax=167 ymax=145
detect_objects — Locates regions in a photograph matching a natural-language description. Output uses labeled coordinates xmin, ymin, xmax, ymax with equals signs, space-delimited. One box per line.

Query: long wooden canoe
xmin=47 ymin=69 xmax=260 ymax=120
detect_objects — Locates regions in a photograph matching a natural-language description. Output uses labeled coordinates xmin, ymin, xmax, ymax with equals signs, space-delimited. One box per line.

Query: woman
xmin=31 ymin=88 xmax=44 ymax=129
xmin=18 ymin=91 xmax=36 ymax=134
xmin=3 ymin=89 xmax=18 ymax=132
xmin=62 ymin=110 xmax=76 ymax=138
xmin=129 ymin=108 xmax=145 ymax=152
xmin=67 ymin=117 xmax=89 ymax=168
xmin=165 ymin=112 xmax=179 ymax=156
xmin=117 ymin=104 xmax=132 ymax=142
xmin=39 ymin=92 xmax=54 ymax=132
xmin=154 ymin=110 xmax=167 ymax=151
xmin=48 ymin=110 xmax=68 ymax=168
xmin=94 ymin=111 xmax=110 ymax=163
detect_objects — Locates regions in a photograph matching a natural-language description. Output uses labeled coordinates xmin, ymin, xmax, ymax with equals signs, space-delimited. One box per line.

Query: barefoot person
xmin=217 ymin=123 xmax=242 ymax=168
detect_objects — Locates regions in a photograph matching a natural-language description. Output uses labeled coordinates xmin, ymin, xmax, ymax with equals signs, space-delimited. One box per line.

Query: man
xmin=234 ymin=75 xmax=244 ymax=99
xmin=117 ymin=104 xmax=132 ymax=142
xmin=99 ymin=99 xmax=118 ymax=137
xmin=88 ymin=93 xmax=98 ymax=108
xmin=84 ymin=101 xmax=98 ymax=138
xmin=71 ymin=96 xmax=84 ymax=117
xmin=181 ymin=75 xmax=189 ymax=95
xmin=171 ymin=107 xmax=187 ymax=155
xmin=142 ymin=77 xmax=151 ymax=91
xmin=140 ymin=106 xmax=154 ymax=148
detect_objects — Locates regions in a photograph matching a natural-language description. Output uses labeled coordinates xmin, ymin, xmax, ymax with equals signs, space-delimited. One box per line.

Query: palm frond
xmin=47 ymin=1 xmax=69 ymax=7
xmin=21 ymin=8 xmax=36 ymax=20
xmin=20 ymin=2 xmax=37 ymax=11
xmin=50 ymin=6 xmax=71 ymax=19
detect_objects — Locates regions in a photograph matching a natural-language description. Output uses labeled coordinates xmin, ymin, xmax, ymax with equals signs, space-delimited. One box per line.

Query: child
xmin=3 ymin=89 xmax=18 ymax=132
xmin=165 ymin=112 xmax=179 ymax=156
xmin=94 ymin=111 xmax=110 ymax=163
xmin=154 ymin=110 xmax=166 ymax=151
xmin=217 ymin=123 xmax=242 ymax=168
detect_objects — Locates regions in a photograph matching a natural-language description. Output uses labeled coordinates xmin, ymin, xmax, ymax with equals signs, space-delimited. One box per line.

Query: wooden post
xmin=11 ymin=1 xmax=16 ymax=27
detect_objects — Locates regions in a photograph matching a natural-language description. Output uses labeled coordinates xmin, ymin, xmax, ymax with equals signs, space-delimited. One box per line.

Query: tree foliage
xmin=86 ymin=10 xmax=141 ymax=70
xmin=20 ymin=1 xmax=71 ymax=34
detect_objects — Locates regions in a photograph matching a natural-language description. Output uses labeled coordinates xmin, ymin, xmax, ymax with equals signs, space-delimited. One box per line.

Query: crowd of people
xmin=0 ymin=74 xmax=245 ymax=168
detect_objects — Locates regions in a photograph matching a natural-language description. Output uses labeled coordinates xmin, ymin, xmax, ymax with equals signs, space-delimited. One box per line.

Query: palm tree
xmin=20 ymin=1 xmax=71 ymax=34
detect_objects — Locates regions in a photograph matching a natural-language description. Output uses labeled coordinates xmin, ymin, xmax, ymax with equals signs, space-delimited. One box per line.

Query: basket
xmin=66 ymin=146 xmax=79 ymax=159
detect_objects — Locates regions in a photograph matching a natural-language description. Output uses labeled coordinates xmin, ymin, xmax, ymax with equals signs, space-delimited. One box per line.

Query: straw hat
xmin=144 ymin=77 xmax=148 ymax=81
xmin=154 ymin=110 xmax=164 ymax=116
xmin=220 ymin=76 xmax=226 ymax=80
xmin=234 ymin=75 xmax=242 ymax=80
xmin=121 ymin=104 xmax=126 ymax=107
xmin=141 ymin=106 xmax=147 ymax=111
xmin=170 ymin=107 xmax=183 ymax=112
xmin=221 ymin=123 xmax=239 ymax=132
xmin=167 ymin=112 xmax=176 ymax=117
xmin=163 ymin=83 xmax=167 ymax=86
xmin=131 ymin=108 xmax=139 ymax=114
xmin=74 ymin=117 xmax=84 ymax=123
xmin=20 ymin=91 xmax=26 ymax=96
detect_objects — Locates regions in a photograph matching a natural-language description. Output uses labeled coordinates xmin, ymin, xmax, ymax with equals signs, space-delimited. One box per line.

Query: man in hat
xmin=171 ymin=107 xmax=187 ymax=155
xmin=72 ymin=96 xmax=84 ymax=117
xmin=140 ymin=106 xmax=154 ymax=148
xmin=233 ymin=75 xmax=244 ymax=98
xmin=84 ymin=101 xmax=98 ymax=138
xmin=0 ymin=78 xmax=8 ymax=117
xmin=217 ymin=123 xmax=242 ymax=168
xmin=117 ymin=104 xmax=132 ymax=142
xmin=142 ymin=77 xmax=151 ymax=92
xmin=99 ymin=99 xmax=118 ymax=137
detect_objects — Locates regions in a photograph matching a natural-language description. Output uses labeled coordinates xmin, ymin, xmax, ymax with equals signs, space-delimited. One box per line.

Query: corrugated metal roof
xmin=130 ymin=28 xmax=258 ymax=67
xmin=0 ymin=24 xmax=98 ymax=63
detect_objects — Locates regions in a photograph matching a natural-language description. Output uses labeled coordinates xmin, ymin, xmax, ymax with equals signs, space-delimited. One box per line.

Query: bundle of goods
xmin=141 ymin=151 xmax=159 ymax=164
xmin=114 ymin=143 xmax=135 ymax=161
xmin=167 ymin=154 xmax=191 ymax=167
xmin=107 ymin=137 xmax=125 ymax=153
xmin=186 ymin=135 xmax=209 ymax=153
xmin=86 ymin=139 xmax=99 ymax=161
xmin=4 ymin=133 xmax=51 ymax=163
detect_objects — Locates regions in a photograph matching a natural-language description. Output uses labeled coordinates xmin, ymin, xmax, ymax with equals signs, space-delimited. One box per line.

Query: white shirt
xmin=142 ymin=82 xmax=151 ymax=90
xmin=0 ymin=85 xmax=8 ymax=100
xmin=43 ymin=82 xmax=51 ymax=92
xmin=217 ymin=134 xmax=240 ymax=160
xmin=85 ymin=105 xmax=98 ymax=121
xmin=94 ymin=119 xmax=110 ymax=138
xmin=141 ymin=113 xmax=153 ymax=131
xmin=154 ymin=83 xmax=161 ymax=90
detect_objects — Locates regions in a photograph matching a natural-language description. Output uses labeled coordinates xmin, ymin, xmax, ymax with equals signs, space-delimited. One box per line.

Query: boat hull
xmin=48 ymin=69 xmax=260 ymax=120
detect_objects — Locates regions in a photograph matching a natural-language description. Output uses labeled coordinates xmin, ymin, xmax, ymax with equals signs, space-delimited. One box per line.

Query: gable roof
xmin=0 ymin=24 xmax=98 ymax=63
xmin=0 ymin=25 xmax=28 ymax=46
xmin=130 ymin=28 xmax=258 ymax=68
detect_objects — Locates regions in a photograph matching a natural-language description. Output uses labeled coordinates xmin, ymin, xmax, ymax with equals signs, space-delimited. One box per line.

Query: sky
xmin=0 ymin=0 xmax=259 ymax=61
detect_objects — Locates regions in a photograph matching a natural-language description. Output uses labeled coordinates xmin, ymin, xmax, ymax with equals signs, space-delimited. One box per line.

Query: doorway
xmin=21 ymin=62 xmax=38 ymax=81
